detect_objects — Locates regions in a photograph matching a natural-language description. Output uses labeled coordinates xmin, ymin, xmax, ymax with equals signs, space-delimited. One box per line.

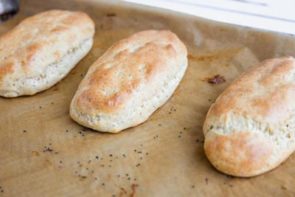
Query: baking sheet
xmin=0 ymin=0 xmax=294 ymax=196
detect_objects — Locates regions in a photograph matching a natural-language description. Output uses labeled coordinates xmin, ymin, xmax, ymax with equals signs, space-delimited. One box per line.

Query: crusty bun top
xmin=205 ymin=57 xmax=295 ymax=129
xmin=70 ymin=30 xmax=187 ymax=132
xmin=204 ymin=57 xmax=295 ymax=177
xmin=74 ymin=30 xmax=187 ymax=114
xmin=0 ymin=10 xmax=94 ymax=84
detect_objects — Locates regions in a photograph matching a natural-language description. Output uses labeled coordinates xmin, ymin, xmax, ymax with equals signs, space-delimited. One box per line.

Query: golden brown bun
xmin=70 ymin=30 xmax=188 ymax=133
xmin=204 ymin=57 xmax=295 ymax=177
xmin=0 ymin=10 xmax=95 ymax=97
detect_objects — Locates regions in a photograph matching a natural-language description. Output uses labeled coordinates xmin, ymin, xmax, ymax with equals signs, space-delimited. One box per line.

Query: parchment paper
xmin=0 ymin=0 xmax=294 ymax=196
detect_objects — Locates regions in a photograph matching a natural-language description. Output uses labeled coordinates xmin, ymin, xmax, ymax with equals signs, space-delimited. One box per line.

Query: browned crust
xmin=204 ymin=131 xmax=273 ymax=177
xmin=74 ymin=30 xmax=187 ymax=113
xmin=204 ymin=57 xmax=295 ymax=177
xmin=209 ymin=57 xmax=295 ymax=123
xmin=0 ymin=62 xmax=14 ymax=82
xmin=0 ymin=10 xmax=94 ymax=79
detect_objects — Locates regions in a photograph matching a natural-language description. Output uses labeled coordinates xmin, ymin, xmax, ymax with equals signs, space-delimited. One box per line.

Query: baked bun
xmin=203 ymin=57 xmax=295 ymax=177
xmin=70 ymin=30 xmax=188 ymax=133
xmin=0 ymin=10 xmax=95 ymax=97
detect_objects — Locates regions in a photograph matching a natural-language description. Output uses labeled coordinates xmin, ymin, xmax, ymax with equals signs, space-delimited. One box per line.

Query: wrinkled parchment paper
xmin=0 ymin=0 xmax=294 ymax=196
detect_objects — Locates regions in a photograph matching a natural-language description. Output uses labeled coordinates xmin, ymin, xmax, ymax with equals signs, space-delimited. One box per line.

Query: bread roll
xmin=203 ymin=57 xmax=295 ymax=177
xmin=70 ymin=30 xmax=188 ymax=133
xmin=0 ymin=10 xmax=95 ymax=97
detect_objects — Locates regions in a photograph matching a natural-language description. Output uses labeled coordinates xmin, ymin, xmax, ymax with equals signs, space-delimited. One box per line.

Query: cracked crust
xmin=0 ymin=10 xmax=95 ymax=97
xmin=70 ymin=30 xmax=188 ymax=133
xmin=203 ymin=57 xmax=295 ymax=177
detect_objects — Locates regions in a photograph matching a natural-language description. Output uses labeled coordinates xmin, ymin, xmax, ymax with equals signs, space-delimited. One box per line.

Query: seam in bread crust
xmin=204 ymin=112 xmax=295 ymax=171
xmin=205 ymin=112 xmax=295 ymax=148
